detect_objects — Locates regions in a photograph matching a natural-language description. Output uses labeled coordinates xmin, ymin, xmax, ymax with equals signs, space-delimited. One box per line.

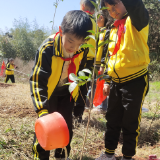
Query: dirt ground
xmin=0 ymin=83 xmax=36 ymax=118
xmin=0 ymin=82 xmax=160 ymax=160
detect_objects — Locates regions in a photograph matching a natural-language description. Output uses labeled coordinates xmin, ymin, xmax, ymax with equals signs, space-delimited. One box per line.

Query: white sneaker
xmin=95 ymin=153 xmax=116 ymax=160
xmin=91 ymin=108 xmax=106 ymax=114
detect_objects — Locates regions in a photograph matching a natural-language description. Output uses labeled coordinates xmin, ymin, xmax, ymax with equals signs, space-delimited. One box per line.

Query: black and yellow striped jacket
xmin=30 ymin=34 xmax=90 ymax=117
xmin=106 ymin=0 xmax=150 ymax=83
xmin=5 ymin=63 xmax=14 ymax=75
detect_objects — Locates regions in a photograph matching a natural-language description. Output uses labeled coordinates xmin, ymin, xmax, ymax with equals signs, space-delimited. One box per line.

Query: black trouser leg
xmin=33 ymin=133 xmax=50 ymax=160
xmin=54 ymin=95 xmax=74 ymax=158
xmin=105 ymin=75 xmax=149 ymax=157
xmin=10 ymin=75 xmax=15 ymax=83
xmin=121 ymin=75 xmax=149 ymax=157
xmin=32 ymin=93 xmax=74 ymax=159
xmin=5 ymin=75 xmax=10 ymax=83
xmin=105 ymin=83 xmax=124 ymax=155
xmin=5 ymin=75 xmax=15 ymax=83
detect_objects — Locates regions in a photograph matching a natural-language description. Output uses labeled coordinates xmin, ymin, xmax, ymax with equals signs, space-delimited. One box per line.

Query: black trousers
xmin=33 ymin=88 xmax=74 ymax=160
xmin=105 ymin=74 xmax=149 ymax=157
xmin=5 ymin=75 xmax=15 ymax=83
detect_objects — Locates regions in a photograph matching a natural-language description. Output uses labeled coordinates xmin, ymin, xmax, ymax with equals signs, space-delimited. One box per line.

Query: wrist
xmin=38 ymin=109 xmax=49 ymax=118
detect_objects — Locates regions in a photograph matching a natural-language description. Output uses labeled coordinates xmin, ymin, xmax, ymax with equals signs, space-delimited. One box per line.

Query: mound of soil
xmin=0 ymin=83 xmax=12 ymax=88
xmin=0 ymin=106 xmax=37 ymax=118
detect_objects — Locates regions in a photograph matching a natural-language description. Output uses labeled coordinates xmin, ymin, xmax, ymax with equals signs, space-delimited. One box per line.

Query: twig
xmin=79 ymin=86 xmax=87 ymax=107
xmin=86 ymin=82 xmax=91 ymax=107
xmin=13 ymin=69 xmax=29 ymax=76
xmin=9 ymin=123 xmax=17 ymax=138
xmin=12 ymin=147 xmax=30 ymax=160
xmin=147 ymin=103 xmax=160 ymax=133
xmin=52 ymin=0 xmax=61 ymax=31
xmin=79 ymin=7 xmax=99 ymax=160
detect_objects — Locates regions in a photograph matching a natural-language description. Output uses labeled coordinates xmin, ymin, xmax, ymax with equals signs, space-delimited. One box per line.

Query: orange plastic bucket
xmin=35 ymin=112 xmax=69 ymax=150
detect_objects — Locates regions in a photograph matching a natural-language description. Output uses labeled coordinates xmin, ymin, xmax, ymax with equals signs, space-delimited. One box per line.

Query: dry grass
xmin=0 ymin=82 xmax=160 ymax=160
xmin=13 ymin=58 xmax=34 ymax=84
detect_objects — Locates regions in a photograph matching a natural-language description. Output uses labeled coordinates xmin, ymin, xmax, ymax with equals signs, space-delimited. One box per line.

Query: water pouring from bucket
xmin=35 ymin=112 xmax=70 ymax=150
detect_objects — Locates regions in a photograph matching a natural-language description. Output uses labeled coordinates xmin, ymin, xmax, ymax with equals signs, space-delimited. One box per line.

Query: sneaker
xmin=91 ymin=108 xmax=106 ymax=114
xmin=142 ymin=107 xmax=149 ymax=112
xmin=84 ymin=107 xmax=90 ymax=112
xmin=95 ymin=153 xmax=116 ymax=160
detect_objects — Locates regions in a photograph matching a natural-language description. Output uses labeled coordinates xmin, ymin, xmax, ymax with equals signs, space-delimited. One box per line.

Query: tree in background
xmin=143 ymin=0 xmax=160 ymax=79
xmin=143 ymin=0 xmax=160 ymax=60
xmin=0 ymin=18 xmax=53 ymax=60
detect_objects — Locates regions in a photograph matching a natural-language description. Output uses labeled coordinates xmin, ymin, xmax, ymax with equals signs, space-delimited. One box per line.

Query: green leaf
xmin=63 ymin=83 xmax=72 ymax=86
xmin=78 ymin=82 xmax=86 ymax=86
xmin=100 ymin=7 xmax=108 ymax=10
xmin=69 ymin=73 xmax=80 ymax=82
xmin=97 ymin=14 xmax=100 ymax=19
xmin=78 ymin=76 xmax=89 ymax=80
xmin=5 ymin=128 xmax=12 ymax=133
xmin=69 ymin=82 xmax=78 ymax=93
xmin=50 ymin=21 xmax=53 ymax=23
xmin=90 ymin=1 xmax=98 ymax=11
xmin=87 ymin=30 xmax=95 ymax=35
xmin=87 ymin=77 xmax=92 ymax=82
xmin=82 ymin=69 xmax=92 ymax=75
xmin=90 ymin=49 xmax=96 ymax=57
xmin=98 ymin=39 xmax=113 ymax=48
xmin=78 ymin=71 xmax=85 ymax=77
xmin=95 ymin=32 xmax=99 ymax=41
xmin=80 ymin=44 xmax=94 ymax=48
xmin=85 ymin=35 xmax=96 ymax=41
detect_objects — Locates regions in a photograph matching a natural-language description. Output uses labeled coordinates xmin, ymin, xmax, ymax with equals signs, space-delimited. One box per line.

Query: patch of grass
xmin=145 ymin=81 xmax=160 ymax=102
xmin=150 ymin=81 xmax=160 ymax=91
xmin=142 ymin=112 xmax=160 ymax=119
xmin=0 ymin=82 xmax=160 ymax=159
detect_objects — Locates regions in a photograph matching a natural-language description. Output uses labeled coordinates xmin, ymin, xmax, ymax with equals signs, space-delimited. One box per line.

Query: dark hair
xmin=97 ymin=10 xmax=114 ymax=29
xmin=100 ymin=0 xmax=115 ymax=28
xmin=61 ymin=10 xmax=92 ymax=40
xmin=101 ymin=0 xmax=120 ymax=5
xmin=80 ymin=0 xmax=96 ymax=12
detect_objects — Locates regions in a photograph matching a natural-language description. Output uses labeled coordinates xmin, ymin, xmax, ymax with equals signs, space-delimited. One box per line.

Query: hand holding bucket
xmin=35 ymin=112 xmax=69 ymax=150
